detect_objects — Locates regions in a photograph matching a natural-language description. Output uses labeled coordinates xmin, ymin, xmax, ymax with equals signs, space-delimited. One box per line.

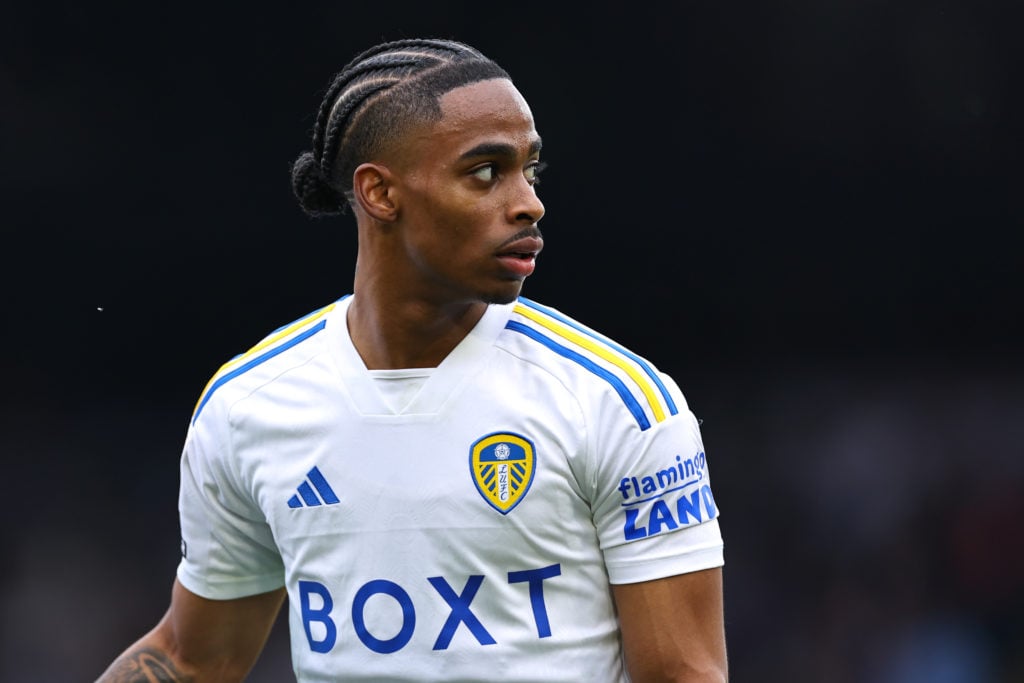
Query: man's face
xmin=387 ymin=78 xmax=546 ymax=306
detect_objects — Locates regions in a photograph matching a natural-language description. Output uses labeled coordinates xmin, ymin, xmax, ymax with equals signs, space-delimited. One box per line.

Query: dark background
xmin=3 ymin=2 xmax=1022 ymax=681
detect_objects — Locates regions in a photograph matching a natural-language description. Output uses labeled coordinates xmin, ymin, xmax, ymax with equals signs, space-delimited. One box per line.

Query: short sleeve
xmin=176 ymin=405 xmax=285 ymax=599
xmin=590 ymin=374 xmax=724 ymax=584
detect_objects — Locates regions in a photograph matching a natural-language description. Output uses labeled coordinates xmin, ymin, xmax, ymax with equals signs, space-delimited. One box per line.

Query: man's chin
xmin=483 ymin=284 xmax=525 ymax=306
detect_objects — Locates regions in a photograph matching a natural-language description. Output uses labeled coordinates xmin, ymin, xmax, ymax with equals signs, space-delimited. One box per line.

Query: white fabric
xmin=177 ymin=295 xmax=724 ymax=682
xmin=369 ymin=368 xmax=434 ymax=413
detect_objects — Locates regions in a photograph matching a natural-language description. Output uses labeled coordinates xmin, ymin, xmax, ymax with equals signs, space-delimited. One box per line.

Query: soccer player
xmin=96 ymin=37 xmax=727 ymax=682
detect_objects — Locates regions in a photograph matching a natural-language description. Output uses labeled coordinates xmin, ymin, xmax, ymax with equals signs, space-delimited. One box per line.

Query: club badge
xmin=469 ymin=432 xmax=536 ymax=514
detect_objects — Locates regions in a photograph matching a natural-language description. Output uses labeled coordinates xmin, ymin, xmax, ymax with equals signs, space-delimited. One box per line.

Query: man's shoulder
xmin=500 ymin=297 xmax=648 ymax=366
xmin=189 ymin=297 xmax=346 ymax=425
xmin=499 ymin=297 xmax=680 ymax=432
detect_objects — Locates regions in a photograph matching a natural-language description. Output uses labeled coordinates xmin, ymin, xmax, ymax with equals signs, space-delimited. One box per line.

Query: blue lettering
xmin=508 ymin=564 xmax=561 ymax=638
xmin=677 ymin=490 xmax=703 ymax=524
xmin=352 ymin=579 xmax=416 ymax=654
xmin=623 ymin=507 xmax=647 ymax=540
xmin=299 ymin=580 xmax=337 ymax=653
xmin=624 ymin=485 xmax=721 ymax=542
xmin=683 ymin=458 xmax=695 ymax=478
xmin=702 ymin=484 xmax=717 ymax=518
xmin=428 ymin=575 xmax=495 ymax=650
xmin=648 ymin=499 xmax=679 ymax=535
xmin=299 ymin=564 xmax=569 ymax=654
xmin=656 ymin=467 xmax=678 ymax=488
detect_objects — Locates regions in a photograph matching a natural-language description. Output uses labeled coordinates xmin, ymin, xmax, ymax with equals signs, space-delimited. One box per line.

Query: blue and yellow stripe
xmin=191 ymin=300 xmax=342 ymax=424
xmin=507 ymin=297 xmax=678 ymax=431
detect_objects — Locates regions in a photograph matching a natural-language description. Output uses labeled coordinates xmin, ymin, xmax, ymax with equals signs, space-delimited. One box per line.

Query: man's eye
xmin=472 ymin=164 xmax=497 ymax=182
xmin=525 ymin=161 xmax=548 ymax=185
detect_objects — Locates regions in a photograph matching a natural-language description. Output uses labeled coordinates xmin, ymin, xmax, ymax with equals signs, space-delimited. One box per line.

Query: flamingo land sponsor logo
xmin=618 ymin=451 xmax=718 ymax=540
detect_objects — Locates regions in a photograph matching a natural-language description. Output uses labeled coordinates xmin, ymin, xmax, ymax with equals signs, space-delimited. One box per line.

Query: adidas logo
xmin=287 ymin=466 xmax=340 ymax=508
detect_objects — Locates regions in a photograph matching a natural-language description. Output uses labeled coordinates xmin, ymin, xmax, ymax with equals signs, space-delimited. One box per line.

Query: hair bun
xmin=291 ymin=151 xmax=347 ymax=216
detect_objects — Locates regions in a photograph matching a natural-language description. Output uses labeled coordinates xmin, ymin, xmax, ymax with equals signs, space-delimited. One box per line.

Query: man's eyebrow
xmin=459 ymin=137 xmax=543 ymax=160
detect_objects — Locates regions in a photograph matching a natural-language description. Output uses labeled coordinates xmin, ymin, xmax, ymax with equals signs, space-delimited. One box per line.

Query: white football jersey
xmin=177 ymin=295 xmax=724 ymax=682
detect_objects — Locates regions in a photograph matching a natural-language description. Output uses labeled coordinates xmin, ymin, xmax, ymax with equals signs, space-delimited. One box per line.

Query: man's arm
xmin=612 ymin=567 xmax=727 ymax=683
xmin=96 ymin=578 xmax=286 ymax=683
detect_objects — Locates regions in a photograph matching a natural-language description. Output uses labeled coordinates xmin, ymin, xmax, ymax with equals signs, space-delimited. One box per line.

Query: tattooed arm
xmin=98 ymin=647 xmax=190 ymax=683
xmin=96 ymin=579 xmax=286 ymax=683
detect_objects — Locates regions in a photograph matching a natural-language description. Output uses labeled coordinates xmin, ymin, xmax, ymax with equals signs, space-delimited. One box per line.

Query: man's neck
xmin=346 ymin=295 xmax=488 ymax=370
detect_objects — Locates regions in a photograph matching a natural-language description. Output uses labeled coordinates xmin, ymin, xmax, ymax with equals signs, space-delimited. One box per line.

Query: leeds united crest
xmin=469 ymin=432 xmax=536 ymax=514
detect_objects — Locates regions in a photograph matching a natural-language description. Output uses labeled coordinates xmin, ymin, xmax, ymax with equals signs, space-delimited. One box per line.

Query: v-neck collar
xmin=325 ymin=295 xmax=513 ymax=417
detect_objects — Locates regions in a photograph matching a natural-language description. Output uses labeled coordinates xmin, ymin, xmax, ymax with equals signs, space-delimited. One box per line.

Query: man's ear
xmin=352 ymin=163 xmax=398 ymax=222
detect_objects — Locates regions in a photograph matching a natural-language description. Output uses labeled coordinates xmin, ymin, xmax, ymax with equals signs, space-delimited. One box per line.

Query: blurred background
xmin=3 ymin=2 xmax=1022 ymax=681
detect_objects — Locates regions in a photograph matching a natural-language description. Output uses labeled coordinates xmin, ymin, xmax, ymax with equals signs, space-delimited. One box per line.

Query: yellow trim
xmin=513 ymin=303 xmax=666 ymax=423
xmin=192 ymin=303 xmax=337 ymax=413
xmin=473 ymin=433 xmax=533 ymax=455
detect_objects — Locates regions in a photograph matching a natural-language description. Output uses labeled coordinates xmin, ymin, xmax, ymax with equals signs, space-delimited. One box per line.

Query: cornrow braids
xmin=291 ymin=38 xmax=509 ymax=217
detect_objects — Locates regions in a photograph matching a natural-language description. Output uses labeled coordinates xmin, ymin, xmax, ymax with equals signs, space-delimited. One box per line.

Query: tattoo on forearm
xmin=100 ymin=647 xmax=192 ymax=682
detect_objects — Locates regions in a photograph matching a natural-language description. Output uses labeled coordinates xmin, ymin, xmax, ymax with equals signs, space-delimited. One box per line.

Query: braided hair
xmin=291 ymin=38 xmax=511 ymax=217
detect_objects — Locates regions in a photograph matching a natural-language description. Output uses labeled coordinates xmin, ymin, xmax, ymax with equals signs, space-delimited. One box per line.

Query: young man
xmin=97 ymin=38 xmax=727 ymax=682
